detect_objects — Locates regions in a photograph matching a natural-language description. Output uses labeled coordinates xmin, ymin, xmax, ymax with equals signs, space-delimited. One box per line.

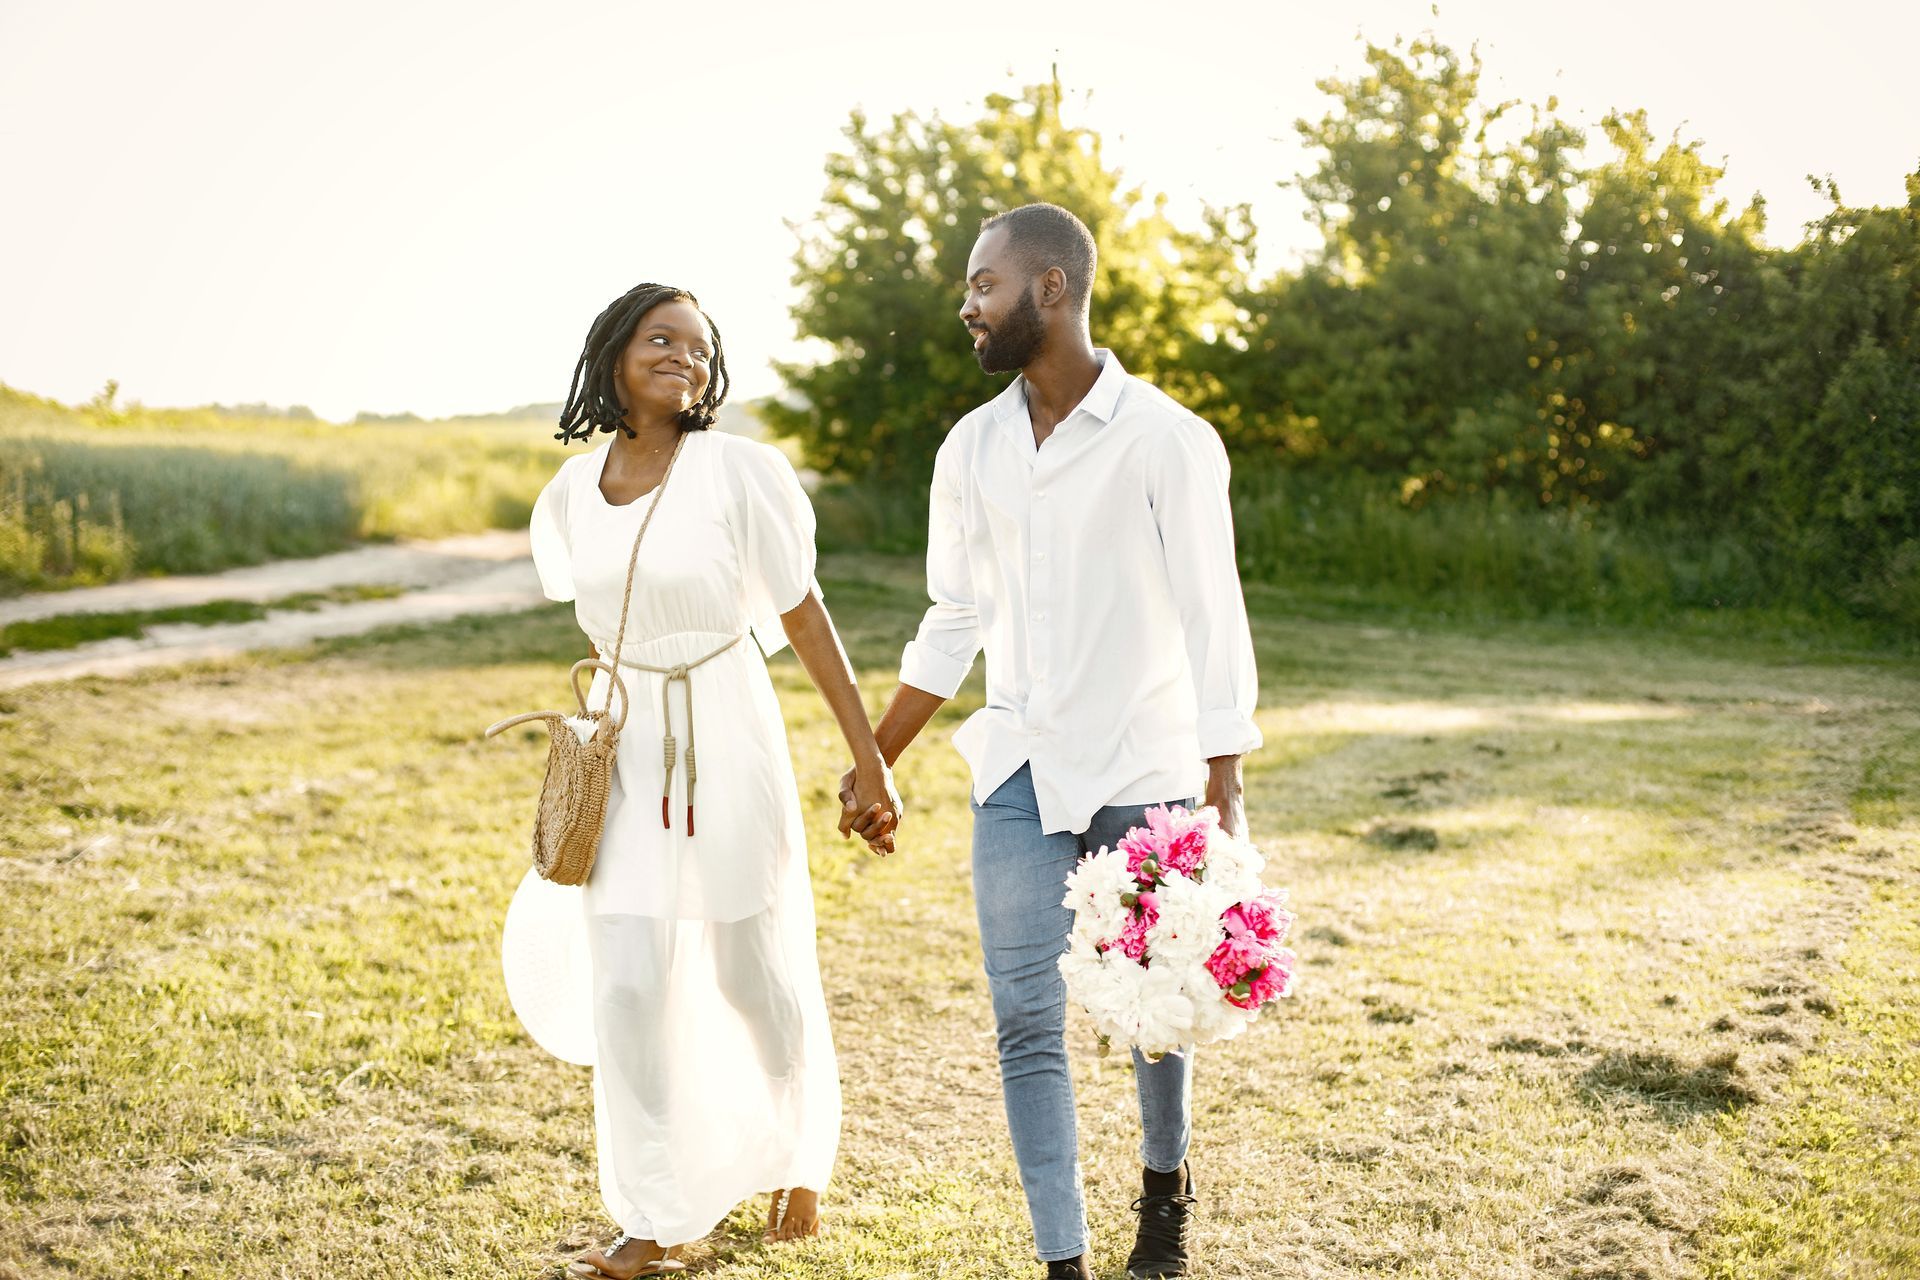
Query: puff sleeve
xmin=529 ymin=458 xmax=576 ymax=603
xmin=733 ymin=442 xmax=822 ymax=655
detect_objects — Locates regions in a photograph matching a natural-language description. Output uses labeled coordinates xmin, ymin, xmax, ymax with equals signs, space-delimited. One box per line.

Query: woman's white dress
xmin=504 ymin=429 xmax=840 ymax=1246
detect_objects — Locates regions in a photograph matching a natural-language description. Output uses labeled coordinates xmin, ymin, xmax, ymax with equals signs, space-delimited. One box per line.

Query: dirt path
xmin=0 ymin=531 xmax=546 ymax=689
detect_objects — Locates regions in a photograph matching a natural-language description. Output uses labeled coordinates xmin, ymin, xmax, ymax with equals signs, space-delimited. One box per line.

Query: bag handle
xmin=571 ymin=658 xmax=629 ymax=731
xmin=481 ymin=658 xmax=633 ymax=739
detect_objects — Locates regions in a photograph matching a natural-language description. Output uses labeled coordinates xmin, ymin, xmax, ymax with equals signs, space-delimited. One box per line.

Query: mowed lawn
xmin=3 ymin=554 xmax=1916 ymax=1279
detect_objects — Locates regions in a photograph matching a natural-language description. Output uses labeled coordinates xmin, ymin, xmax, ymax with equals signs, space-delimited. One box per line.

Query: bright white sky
xmin=1 ymin=0 xmax=1911 ymax=420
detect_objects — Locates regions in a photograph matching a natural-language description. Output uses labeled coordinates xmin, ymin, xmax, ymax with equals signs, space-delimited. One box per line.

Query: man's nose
xmin=959 ymin=297 xmax=978 ymax=323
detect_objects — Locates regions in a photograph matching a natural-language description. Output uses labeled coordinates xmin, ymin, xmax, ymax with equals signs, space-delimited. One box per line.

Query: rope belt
xmin=596 ymin=632 xmax=744 ymax=836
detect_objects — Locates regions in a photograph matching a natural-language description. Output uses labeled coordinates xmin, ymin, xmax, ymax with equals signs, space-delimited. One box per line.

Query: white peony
xmin=1061 ymin=846 xmax=1139 ymax=947
xmin=1145 ymin=873 xmax=1234 ymax=969
xmin=1058 ymin=935 xmax=1146 ymax=1040
xmin=1132 ymin=960 xmax=1198 ymax=1058
xmin=1200 ymin=827 xmax=1266 ymax=901
xmin=1185 ymin=957 xmax=1254 ymax=1046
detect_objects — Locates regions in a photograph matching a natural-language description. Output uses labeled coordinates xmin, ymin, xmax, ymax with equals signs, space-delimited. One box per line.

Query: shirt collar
xmin=990 ymin=347 xmax=1129 ymax=426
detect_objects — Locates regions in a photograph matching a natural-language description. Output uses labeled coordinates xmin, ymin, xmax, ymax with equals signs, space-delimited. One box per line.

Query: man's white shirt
xmin=900 ymin=349 xmax=1262 ymax=835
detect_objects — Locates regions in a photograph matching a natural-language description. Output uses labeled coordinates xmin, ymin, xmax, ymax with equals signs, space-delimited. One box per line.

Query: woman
xmin=513 ymin=282 xmax=900 ymax=1278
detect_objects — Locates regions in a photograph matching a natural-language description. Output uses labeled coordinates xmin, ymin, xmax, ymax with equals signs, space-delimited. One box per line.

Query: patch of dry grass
xmin=1 ymin=556 xmax=1916 ymax=1278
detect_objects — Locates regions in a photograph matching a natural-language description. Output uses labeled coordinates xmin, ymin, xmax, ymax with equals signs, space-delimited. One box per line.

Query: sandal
xmin=568 ymin=1233 xmax=686 ymax=1277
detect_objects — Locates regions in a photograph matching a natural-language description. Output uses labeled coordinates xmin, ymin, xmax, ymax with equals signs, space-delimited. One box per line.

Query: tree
xmin=1200 ymin=38 xmax=1586 ymax=499
xmin=767 ymin=78 xmax=1250 ymax=486
xmin=1548 ymin=110 xmax=1769 ymax=513
xmin=1749 ymin=170 xmax=1920 ymax=615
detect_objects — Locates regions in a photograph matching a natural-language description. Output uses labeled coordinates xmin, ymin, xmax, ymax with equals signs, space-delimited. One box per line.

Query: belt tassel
xmin=596 ymin=633 xmax=741 ymax=838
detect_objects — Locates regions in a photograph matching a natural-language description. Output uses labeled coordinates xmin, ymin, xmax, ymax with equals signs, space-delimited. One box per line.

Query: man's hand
xmin=1204 ymin=755 xmax=1247 ymax=840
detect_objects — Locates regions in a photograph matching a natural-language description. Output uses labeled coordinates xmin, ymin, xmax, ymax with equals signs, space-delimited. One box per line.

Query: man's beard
xmin=974 ymin=285 xmax=1046 ymax=374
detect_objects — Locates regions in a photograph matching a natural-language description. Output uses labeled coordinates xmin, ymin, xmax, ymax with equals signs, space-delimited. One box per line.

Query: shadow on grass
xmin=1579 ymin=1048 xmax=1769 ymax=1117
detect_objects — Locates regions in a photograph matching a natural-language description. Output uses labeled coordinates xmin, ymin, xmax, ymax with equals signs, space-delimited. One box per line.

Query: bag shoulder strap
xmin=603 ymin=429 xmax=688 ymax=673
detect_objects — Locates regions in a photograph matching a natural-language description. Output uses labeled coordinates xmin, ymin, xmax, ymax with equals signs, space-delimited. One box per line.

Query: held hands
xmin=838 ymin=763 xmax=903 ymax=857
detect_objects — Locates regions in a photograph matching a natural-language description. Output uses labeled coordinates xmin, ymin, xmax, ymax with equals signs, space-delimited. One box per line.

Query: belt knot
xmin=598 ymin=632 xmax=745 ymax=837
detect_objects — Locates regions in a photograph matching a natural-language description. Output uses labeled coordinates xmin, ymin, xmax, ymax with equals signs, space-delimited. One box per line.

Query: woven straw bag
xmin=484 ymin=433 xmax=684 ymax=885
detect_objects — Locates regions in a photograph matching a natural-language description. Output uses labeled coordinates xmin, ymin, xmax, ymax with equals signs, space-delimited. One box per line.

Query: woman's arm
xmin=779 ymin=590 xmax=902 ymax=854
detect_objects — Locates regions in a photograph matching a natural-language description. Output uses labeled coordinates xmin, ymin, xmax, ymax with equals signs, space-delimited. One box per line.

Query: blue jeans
xmin=971 ymin=764 xmax=1195 ymax=1263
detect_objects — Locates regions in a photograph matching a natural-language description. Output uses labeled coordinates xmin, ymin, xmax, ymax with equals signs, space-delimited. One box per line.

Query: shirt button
xmin=1034 ymin=551 xmax=1047 ymax=562
xmin=1034 ymin=611 xmax=1047 ymax=622
xmin=1036 ymin=490 xmax=1047 ymax=500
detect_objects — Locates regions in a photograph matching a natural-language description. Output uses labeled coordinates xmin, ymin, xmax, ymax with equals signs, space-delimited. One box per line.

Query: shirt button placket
xmin=1031 ymin=471 xmax=1050 ymax=691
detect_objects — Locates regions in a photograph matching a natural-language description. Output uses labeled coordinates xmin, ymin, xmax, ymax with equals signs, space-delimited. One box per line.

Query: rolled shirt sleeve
xmin=1149 ymin=417 xmax=1263 ymax=759
xmin=899 ymin=439 xmax=980 ymax=698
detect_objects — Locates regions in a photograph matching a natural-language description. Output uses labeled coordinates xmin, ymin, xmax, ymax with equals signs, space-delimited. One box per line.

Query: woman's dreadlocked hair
xmin=554 ymin=283 xmax=729 ymax=444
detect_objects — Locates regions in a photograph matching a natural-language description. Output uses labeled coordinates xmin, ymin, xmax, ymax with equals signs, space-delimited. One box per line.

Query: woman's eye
xmin=692 ymin=350 xmax=710 ymax=361
xmin=650 ymin=336 xmax=670 ymax=346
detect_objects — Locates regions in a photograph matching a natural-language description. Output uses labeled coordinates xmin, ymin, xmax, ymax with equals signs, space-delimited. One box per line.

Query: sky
xmin=1 ymin=0 xmax=1912 ymax=420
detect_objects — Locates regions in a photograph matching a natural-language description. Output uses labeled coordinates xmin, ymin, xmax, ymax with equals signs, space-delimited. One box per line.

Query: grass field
xmin=2 ymin=555 xmax=1916 ymax=1278
xmin=0 ymin=585 xmax=407 ymax=657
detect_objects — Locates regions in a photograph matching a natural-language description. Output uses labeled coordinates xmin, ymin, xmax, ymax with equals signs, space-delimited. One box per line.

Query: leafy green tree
xmin=767 ymin=78 xmax=1250 ymax=485
xmin=1200 ymin=38 xmax=1585 ymax=499
xmin=1748 ymin=171 xmax=1920 ymax=615
xmin=1546 ymin=110 xmax=1769 ymax=512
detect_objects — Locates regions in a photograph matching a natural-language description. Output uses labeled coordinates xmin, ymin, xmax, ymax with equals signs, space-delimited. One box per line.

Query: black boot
xmin=1045 ymin=1256 xmax=1092 ymax=1279
xmin=1126 ymin=1162 xmax=1196 ymax=1279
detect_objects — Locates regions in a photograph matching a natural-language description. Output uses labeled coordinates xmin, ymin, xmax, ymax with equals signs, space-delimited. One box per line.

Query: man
xmin=842 ymin=202 xmax=1261 ymax=1279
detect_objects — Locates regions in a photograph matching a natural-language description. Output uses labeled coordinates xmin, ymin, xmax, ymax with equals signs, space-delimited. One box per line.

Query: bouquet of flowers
xmin=1058 ymin=804 xmax=1295 ymax=1058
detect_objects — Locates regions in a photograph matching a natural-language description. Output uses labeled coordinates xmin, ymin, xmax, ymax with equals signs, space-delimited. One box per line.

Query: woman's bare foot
xmin=765 ymin=1187 xmax=822 ymax=1241
xmin=569 ymin=1233 xmax=681 ymax=1277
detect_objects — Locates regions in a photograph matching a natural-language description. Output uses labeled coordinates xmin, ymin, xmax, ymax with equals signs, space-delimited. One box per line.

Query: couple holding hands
xmin=520 ymin=202 xmax=1261 ymax=1280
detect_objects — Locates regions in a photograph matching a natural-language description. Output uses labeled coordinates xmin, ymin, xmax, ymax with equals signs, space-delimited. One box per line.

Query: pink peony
xmin=1240 ymin=951 xmax=1297 ymax=1009
xmin=1119 ymin=830 xmax=1164 ymax=882
xmin=1162 ymin=823 xmax=1210 ymax=876
xmin=1222 ymin=892 xmax=1293 ymax=944
xmin=1204 ymin=933 xmax=1267 ymax=989
xmin=1113 ymin=898 xmax=1160 ymax=964
xmin=1128 ymin=804 xmax=1222 ymax=881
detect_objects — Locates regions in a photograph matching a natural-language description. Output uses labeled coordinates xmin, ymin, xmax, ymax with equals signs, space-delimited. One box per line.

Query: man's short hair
xmin=980 ymin=203 xmax=1097 ymax=311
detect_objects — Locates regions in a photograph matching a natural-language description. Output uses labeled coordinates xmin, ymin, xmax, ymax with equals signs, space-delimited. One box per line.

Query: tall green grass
xmin=1224 ymin=465 xmax=1821 ymax=619
xmin=814 ymin=458 xmax=1902 ymax=646
xmin=0 ymin=385 xmax=560 ymax=593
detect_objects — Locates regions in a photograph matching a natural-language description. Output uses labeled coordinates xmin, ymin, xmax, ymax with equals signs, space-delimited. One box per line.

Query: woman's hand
xmin=842 ymin=763 xmax=902 ymax=856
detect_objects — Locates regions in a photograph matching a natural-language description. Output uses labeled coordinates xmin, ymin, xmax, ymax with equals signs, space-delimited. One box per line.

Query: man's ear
xmin=1039 ymin=266 xmax=1069 ymax=308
